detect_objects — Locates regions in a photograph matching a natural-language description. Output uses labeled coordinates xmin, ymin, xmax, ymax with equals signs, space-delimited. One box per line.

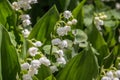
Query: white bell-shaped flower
xmin=28 ymin=47 xmax=38 ymax=56
xmin=22 ymin=29 xmax=30 ymax=38
xmin=31 ymin=60 xmax=41 ymax=69
xmin=59 ymin=40 xmax=68 ymax=48
xmin=39 ymin=57 xmax=51 ymax=66
xmin=71 ymin=19 xmax=77 ymax=25
xmin=23 ymin=74 xmax=32 ymax=80
xmin=52 ymin=38 xmax=61 ymax=45
xmin=50 ymin=66 xmax=58 ymax=73
xmin=57 ymin=57 xmax=66 ymax=64
xmin=63 ymin=10 xmax=72 ymax=19
xmin=28 ymin=66 xmax=38 ymax=76
xmin=106 ymin=71 xmax=113 ymax=79
xmin=34 ymin=41 xmax=42 ymax=47
xmin=22 ymin=19 xmax=31 ymax=27
xmin=56 ymin=50 xmax=64 ymax=57
xmin=21 ymin=62 xmax=30 ymax=70
xmin=20 ymin=14 xmax=30 ymax=21
xmin=12 ymin=2 xmax=21 ymax=11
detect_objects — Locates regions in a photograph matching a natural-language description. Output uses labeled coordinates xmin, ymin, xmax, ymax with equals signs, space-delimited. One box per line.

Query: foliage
xmin=0 ymin=0 xmax=120 ymax=80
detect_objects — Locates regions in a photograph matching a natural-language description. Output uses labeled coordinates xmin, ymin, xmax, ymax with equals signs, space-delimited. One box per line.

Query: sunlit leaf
xmin=36 ymin=65 xmax=52 ymax=80
xmin=85 ymin=24 xmax=109 ymax=66
xmin=0 ymin=24 xmax=20 ymax=80
xmin=29 ymin=5 xmax=59 ymax=44
xmin=72 ymin=0 xmax=86 ymax=29
xmin=56 ymin=45 xmax=99 ymax=80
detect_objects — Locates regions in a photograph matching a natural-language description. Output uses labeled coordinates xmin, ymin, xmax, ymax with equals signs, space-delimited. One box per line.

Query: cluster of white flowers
xmin=52 ymin=38 xmax=68 ymax=49
xmin=12 ymin=0 xmax=37 ymax=11
xmin=56 ymin=10 xmax=77 ymax=37
xmin=12 ymin=0 xmax=38 ymax=38
xmin=20 ymin=14 xmax=31 ymax=37
xmin=57 ymin=26 xmax=71 ymax=36
xmin=55 ymin=50 xmax=66 ymax=64
xmin=101 ymin=70 xmax=120 ymax=80
xmin=21 ymin=56 xmax=51 ymax=80
xmin=94 ymin=12 xmax=107 ymax=31
xmin=20 ymin=14 xmax=31 ymax=27
xmin=19 ymin=10 xmax=78 ymax=79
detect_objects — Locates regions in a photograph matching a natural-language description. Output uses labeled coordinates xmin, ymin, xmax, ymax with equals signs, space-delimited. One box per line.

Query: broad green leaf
xmin=36 ymin=65 xmax=52 ymax=80
xmin=56 ymin=45 xmax=99 ymax=80
xmin=43 ymin=45 xmax=58 ymax=54
xmin=85 ymin=25 xmax=109 ymax=66
xmin=0 ymin=0 xmax=16 ymax=27
xmin=45 ymin=75 xmax=56 ymax=80
xmin=0 ymin=24 xmax=20 ymax=80
xmin=29 ymin=5 xmax=59 ymax=44
xmin=83 ymin=4 xmax=94 ymax=27
xmin=104 ymin=20 xmax=116 ymax=27
xmin=72 ymin=0 xmax=86 ymax=29
xmin=56 ymin=0 xmax=71 ymax=11
xmin=94 ymin=0 xmax=105 ymax=9
xmin=73 ymin=29 xmax=88 ymax=42
xmin=67 ymin=0 xmax=79 ymax=10
xmin=73 ymin=29 xmax=88 ymax=48
xmin=110 ymin=10 xmax=120 ymax=19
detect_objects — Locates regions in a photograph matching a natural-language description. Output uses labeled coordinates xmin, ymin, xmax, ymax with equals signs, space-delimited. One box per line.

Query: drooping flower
xmin=57 ymin=27 xmax=66 ymax=36
xmin=34 ymin=41 xmax=42 ymax=47
xmin=12 ymin=2 xmax=20 ymax=11
xmin=28 ymin=47 xmax=38 ymax=56
xmin=63 ymin=10 xmax=72 ymax=19
xmin=22 ymin=74 xmax=32 ymax=80
xmin=39 ymin=57 xmax=51 ymax=66
xmin=55 ymin=50 xmax=64 ymax=57
xmin=18 ymin=0 xmax=31 ymax=11
xmin=52 ymin=38 xmax=61 ymax=45
xmin=67 ymin=21 xmax=72 ymax=26
xmin=57 ymin=26 xmax=71 ymax=36
xmin=28 ymin=66 xmax=38 ymax=76
xmin=22 ymin=19 xmax=31 ymax=27
xmin=31 ymin=60 xmax=41 ymax=69
xmin=22 ymin=29 xmax=30 ymax=38
xmin=71 ymin=19 xmax=77 ymax=25
xmin=57 ymin=57 xmax=66 ymax=64
xmin=20 ymin=14 xmax=31 ymax=21
xmin=50 ymin=66 xmax=58 ymax=73
xmin=59 ymin=40 xmax=68 ymax=48
xmin=21 ymin=62 xmax=30 ymax=70
xmin=106 ymin=71 xmax=113 ymax=79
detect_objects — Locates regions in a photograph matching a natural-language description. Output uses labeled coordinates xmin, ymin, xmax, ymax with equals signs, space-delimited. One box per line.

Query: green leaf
xmin=0 ymin=24 xmax=20 ymax=80
xmin=43 ymin=45 xmax=58 ymax=54
xmin=45 ymin=75 xmax=56 ymax=80
xmin=58 ymin=0 xmax=71 ymax=11
xmin=94 ymin=0 xmax=105 ymax=9
xmin=36 ymin=65 xmax=52 ymax=80
xmin=29 ymin=5 xmax=59 ymax=44
xmin=110 ymin=10 xmax=120 ymax=19
xmin=0 ymin=0 xmax=16 ymax=27
xmin=56 ymin=45 xmax=99 ymax=80
xmin=85 ymin=25 xmax=109 ymax=66
xmin=72 ymin=0 xmax=86 ymax=29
